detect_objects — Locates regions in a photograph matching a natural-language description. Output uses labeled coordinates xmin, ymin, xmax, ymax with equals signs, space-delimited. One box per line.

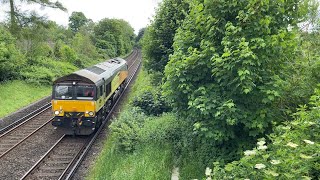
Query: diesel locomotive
xmin=51 ymin=57 xmax=128 ymax=135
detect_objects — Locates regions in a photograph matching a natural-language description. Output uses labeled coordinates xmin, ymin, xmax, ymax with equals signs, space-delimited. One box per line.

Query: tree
xmin=142 ymin=0 xmax=189 ymax=75
xmin=0 ymin=26 xmax=25 ymax=81
xmin=69 ymin=12 xmax=88 ymax=33
xmin=164 ymin=0 xmax=315 ymax=143
xmin=94 ymin=18 xmax=135 ymax=57
xmin=136 ymin=28 xmax=145 ymax=43
xmin=0 ymin=0 xmax=66 ymax=33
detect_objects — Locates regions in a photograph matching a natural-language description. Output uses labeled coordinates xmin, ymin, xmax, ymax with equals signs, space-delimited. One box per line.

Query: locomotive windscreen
xmin=76 ymin=85 xmax=95 ymax=100
xmin=55 ymin=85 xmax=73 ymax=99
xmin=54 ymin=85 xmax=95 ymax=100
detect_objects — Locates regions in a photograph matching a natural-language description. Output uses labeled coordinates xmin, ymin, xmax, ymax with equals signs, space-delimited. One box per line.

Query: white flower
xmin=244 ymin=179 xmax=250 ymax=180
xmin=270 ymin=160 xmax=280 ymax=165
xmin=257 ymin=140 xmax=266 ymax=146
xmin=255 ymin=163 xmax=266 ymax=169
xmin=205 ymin=167 xmax=212 ymax=176
xmin=286 ymin=142 xmax=298 ymax=148
xmin=244 ymin=150 xmax=256 ymax=156
xmin=303 ymin=140 xmax=315 ymax=145
xmin=257 ymin=145 xmax=268 ymax=150
xmin=265 ymin=170 xmax=279 ymax=177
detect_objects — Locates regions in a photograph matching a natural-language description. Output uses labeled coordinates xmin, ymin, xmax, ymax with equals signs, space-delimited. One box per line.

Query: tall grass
xmin=88 ymin=136 xmax=173 ymax=180
xmin=0 ymin=80 xmax=51 ymax=118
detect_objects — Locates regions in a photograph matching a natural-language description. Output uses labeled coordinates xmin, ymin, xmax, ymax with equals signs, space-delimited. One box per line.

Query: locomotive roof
xmin=53 ymin=57 xmax=127 ymax=85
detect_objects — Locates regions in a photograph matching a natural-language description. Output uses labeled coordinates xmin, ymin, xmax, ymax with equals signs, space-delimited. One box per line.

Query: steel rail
xmin=0 ymin=103 xmax=52 ymax=135
xmin=20 ymin=49 xmax=141 ymax=180
xmin=0 ymin=117 xmax=54 ymax=159
xmin=64 ymin=50 xmax=142 ymax=180
xmin=0 ymin=50 xmax=136 ymax=136
xmin=20 ymin=134 xmax=66 ymax=180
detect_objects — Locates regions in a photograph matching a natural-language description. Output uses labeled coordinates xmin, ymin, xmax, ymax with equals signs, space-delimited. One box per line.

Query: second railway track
xmin=21 ymin=49 xmax=142 ymax=180
xmin=0 ymin=49 xmax=142 ymax=180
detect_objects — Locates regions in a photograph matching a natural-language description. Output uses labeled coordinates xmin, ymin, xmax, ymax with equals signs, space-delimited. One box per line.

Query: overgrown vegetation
xmin=0 ymin=2 xmax=135 ymax=117
xmin=0 ymin=5 xmax=135 ymax=85
xmin=137 ymin=0 xmax=320 ymax=179
xmin=88 ymin=68 xmax=183 ymax=179
xmin=208 ymin=87 xmax=320 ymax=179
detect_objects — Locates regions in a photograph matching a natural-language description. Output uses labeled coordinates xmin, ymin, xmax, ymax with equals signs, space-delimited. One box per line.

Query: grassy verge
xmin=88 ymin=136 xmax=173 ymax=180
xmin=0 ymin=80 xmax=51 ymax=118
xmin=88 ymin=68 xmax=176 ymax=179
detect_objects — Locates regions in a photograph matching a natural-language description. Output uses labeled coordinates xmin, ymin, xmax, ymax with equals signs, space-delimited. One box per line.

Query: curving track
xmin=20 ymin=49 xmax=142 ymax=179
xmin=0 ymin=49 xmax=141 ymax=180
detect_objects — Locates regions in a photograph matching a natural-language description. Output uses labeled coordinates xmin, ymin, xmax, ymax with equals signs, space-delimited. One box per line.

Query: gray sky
xmin=0 ymin=0 xmax=162 ymax=33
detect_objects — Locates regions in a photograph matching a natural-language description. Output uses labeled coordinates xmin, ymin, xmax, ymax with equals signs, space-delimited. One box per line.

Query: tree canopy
xmin=69 ymin=12 xmax=88 ymax=33
xmin=142 ymin=0 xmax=189 ymax=75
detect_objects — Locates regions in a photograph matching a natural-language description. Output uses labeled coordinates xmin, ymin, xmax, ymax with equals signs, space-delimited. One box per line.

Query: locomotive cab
xmin=51 ymin=57 xmax=128 ymax=135
xmin=52 ymin=82 xmax=98 ymax=135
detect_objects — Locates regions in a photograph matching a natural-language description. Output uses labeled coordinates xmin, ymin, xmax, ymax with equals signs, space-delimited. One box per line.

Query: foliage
xmin=207 ymin=87 xmax=320 ymax=179
xmin=71 ymin=32 xmax=99 ymax=60
xmin=0 ymin=26 xmax=25 ymax=81
xmin=110 ymin=107 xmax=148 ymax=152
xmin=20 ymin=57 xmax=77 ymax=84
xmin=135 ymin=27 xmax=145 ymax=43
xmin=94 ymin=18 xmax=135 ymax=58
xmin=68 ymin=11 xmax=88 ymax=33
xmin=0 ymin=80 xmax=51 ymax=118
xmin=88 ymin=135 xmax=173 ymax=180
xmin=0 ymin=0 xmax=66 ymax=34
xmin=277 ymin=31 xmax=320 ymax=115
xmin=164 ymin=0 xmax=315 ymax=144
xmin=142 ymin=0 xmax=188 ymax=75
xmin=132 ymin=91 xmax=171 ymax=116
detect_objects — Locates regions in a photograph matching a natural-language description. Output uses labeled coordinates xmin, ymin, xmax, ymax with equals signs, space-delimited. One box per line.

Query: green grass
xmin=88 ymin=136 xmax=173 ymax=180
xmin=0 ymin=80 xmax=51 ymax=118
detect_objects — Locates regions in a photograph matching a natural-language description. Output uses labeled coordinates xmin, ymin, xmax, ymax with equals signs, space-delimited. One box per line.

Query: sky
xmin=0 ymin=0 xmax=162 ymax=34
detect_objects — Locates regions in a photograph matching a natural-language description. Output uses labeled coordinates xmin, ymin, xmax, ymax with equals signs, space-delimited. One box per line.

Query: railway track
xmin=0 ymin=50 xmax=141 ymax=179
xmin=18 ymin=49 xmax=141 ymax=180
xmin=0 ymin=106 xmax=52 ymax=158
xmin=0 ymin=50 xmax=139 ymax=179
xmin=0 ymin=102 xmax=52 ymax=135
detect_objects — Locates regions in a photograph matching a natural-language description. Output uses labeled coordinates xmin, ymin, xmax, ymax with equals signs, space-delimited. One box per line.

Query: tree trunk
xmin=9 ymin=0 xmax=18 ymax=33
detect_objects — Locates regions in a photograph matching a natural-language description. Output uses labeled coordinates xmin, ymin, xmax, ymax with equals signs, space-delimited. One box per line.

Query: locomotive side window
xmin=106 ymin=83 xmax=111 ymax=96
xmin=55 ymin=85 xmax=73 ymax=99
xmin=76 ymin=85 xmax=94 ymax=100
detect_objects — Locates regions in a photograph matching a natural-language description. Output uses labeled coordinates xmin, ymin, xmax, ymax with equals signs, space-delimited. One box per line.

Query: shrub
xmin=205 ymin=86 xmax=320 ymax=179
xmin=132 ymin=91 xmax=172 ymax=116
xmin=20 ymin=57 xmax=77 ymax=84
xmin=111 ymin=106 xmax=183 ymax=153
xmin=0 ymin=27 xmax=26 ymax=81
xmin=110 ymin=107 xmax=148 ymax=152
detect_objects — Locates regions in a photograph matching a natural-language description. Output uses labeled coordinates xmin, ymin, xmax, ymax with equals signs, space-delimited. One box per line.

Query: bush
xmin=0 ymin=27 xmax=26 ymax=81
xmin=111 ymin=106 xmax=183 ymax=153
xmin=205 ymin=86 xmax=320 ymax=179
xmin=132 ymin=91 xmax=172 ymax=116
xmin=110 ymin=107 xmax=148 ymax=152
xmin=20 ymin=57 xmax=77 ymax=84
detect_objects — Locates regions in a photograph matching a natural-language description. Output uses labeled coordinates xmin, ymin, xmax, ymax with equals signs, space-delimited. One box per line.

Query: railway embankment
xmin=0 ymin=81 xmax=51 ymax=130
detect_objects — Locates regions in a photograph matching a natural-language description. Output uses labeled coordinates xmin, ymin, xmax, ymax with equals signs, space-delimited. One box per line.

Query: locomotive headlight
xmin=54 ymin=110 xmax=60 ymax=115
xmin=88 ymin=111 xmax=94 ymax=116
